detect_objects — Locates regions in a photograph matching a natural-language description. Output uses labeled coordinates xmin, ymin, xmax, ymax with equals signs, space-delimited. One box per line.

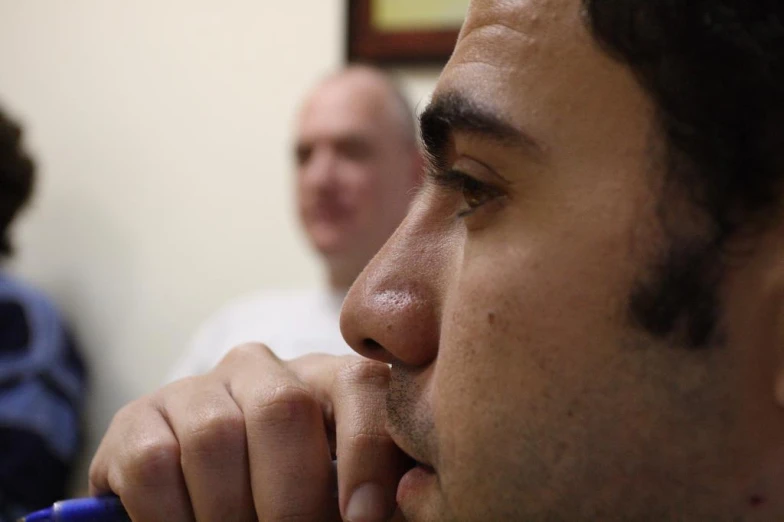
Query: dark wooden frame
xmin=347 ymin=0 xmax=460 ymax=64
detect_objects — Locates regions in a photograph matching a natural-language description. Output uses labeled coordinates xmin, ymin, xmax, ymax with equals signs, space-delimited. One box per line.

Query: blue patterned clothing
xmin=0 ymin=274 xmax=87 ymax=521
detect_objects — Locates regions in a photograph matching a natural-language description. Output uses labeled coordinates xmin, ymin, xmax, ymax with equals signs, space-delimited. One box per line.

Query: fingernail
xmin=345 ymin=482 xmax=388 ymax=522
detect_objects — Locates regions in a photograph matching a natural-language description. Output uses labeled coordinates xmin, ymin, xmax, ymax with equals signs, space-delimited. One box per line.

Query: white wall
xmin=0 ymin=0 xmax=439 ymax=488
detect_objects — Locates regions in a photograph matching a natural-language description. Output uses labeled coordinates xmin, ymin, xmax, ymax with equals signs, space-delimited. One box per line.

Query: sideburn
xmin=628 ymin=234 xmax=724 ymax=349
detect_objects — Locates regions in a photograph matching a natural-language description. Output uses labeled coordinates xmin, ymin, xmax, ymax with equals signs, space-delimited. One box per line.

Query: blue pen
xmin=17 ymin=496 xmax=129 ymax=522
xmin=19 ymin=459 xmax=339 ymax=521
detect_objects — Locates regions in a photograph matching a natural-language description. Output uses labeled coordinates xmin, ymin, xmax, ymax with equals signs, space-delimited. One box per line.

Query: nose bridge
xmin=341 ymin=202 xmax=446 ymax=367
xmin=302 ymin=143 xmax=338 ymax=188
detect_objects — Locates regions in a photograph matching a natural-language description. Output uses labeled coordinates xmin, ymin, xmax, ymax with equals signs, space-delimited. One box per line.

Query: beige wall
xmin=0 ymin=0 xmax=440 ymax=486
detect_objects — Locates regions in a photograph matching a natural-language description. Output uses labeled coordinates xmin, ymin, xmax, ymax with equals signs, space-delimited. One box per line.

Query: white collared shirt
xmin=167 ymin=288 xmax=352 ymax=382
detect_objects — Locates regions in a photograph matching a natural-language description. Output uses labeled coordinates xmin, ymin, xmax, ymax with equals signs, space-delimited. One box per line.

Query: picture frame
xmin=347 ymin=0 xmax=469 ymax=65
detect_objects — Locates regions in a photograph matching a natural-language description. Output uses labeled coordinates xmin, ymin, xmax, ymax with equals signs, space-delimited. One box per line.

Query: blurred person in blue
xmin=0 ymin=107 xmax=87 ymax=521
xmin=168 ymin=65 xmax=422 ymax=380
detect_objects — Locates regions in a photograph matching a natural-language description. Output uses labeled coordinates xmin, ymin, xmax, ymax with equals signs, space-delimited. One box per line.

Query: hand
xmin=89 ymin=344 xmax=409 ymax=521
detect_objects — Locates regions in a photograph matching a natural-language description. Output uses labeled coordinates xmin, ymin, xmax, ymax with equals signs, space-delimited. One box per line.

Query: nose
xmin=340 ymin=198 xmax=447 ymax=367
xmin=301 ymin=147 xmax=339 ymax=192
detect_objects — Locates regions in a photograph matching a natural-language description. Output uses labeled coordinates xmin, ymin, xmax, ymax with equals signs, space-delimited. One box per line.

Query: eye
xmin=295 ymin=145 xmax=312 ymax=167
xmin=458 ymin=174 xmax=492 ymax=216
xmin=431 ymin=169 xmax=504 ymax=218
xmin=336 ymin=138 xmax=372 ymax=161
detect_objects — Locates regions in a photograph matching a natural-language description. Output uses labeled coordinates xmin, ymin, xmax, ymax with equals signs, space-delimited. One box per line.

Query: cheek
xmin=430 ymin=230 xmax=642 ymax=494
xmin=433 ymin=249 xmax=574 ymax=455
xmin=296 ymin=178 xmax=316 ymax=205
xmin=295 ymin=186 xmax=310 ymax=216
xmin=343 ymin=170 xmax=380 ymax=208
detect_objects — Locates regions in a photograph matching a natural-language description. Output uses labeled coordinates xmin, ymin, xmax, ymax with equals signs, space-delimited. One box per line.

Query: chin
xmin=309 ymin=228 xmax=353 ymax=254
xmin=312 ymin=237 xmax=349 ymax=256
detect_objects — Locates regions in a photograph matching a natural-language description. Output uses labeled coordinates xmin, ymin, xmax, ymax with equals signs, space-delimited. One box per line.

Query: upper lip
xmin=386 ymin=421 xmax=435 ymax=470
xmin=311 ymin=206 xmax=345 ymax=218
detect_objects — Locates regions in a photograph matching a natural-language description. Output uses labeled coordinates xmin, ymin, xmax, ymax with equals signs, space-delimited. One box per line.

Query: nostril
xmin=354 ymin=337 xmax=396 ymax=364
xmin=362 ymin=338 xmax=382 ymax=351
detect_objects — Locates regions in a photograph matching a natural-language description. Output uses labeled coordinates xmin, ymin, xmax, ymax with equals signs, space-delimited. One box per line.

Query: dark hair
xmin=583 ymin=2 xmax=784 ymax=347
xmin=0 ymin=108 xmax=35 ymax=258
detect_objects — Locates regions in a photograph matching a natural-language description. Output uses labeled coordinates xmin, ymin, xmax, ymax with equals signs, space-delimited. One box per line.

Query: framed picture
xmin=348 ymin=0 xmax=470 ymax=64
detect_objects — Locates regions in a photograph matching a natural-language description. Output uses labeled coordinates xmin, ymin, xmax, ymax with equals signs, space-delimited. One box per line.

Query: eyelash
xmin=431 ymin=169 xmax=504 ymax=218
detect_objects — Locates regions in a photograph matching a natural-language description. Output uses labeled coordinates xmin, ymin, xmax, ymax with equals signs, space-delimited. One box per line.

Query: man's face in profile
xmin=341 ymin=0 xmax=784 ymax=520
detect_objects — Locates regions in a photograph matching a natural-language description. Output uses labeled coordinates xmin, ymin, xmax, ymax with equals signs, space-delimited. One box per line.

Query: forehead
xmin=437 ymin=0 xmax=650 ymax=152
xmin=453 ymin=0 xmax=586 ymax=72
xmin=297 ymin=76 xmax=389 ymax=142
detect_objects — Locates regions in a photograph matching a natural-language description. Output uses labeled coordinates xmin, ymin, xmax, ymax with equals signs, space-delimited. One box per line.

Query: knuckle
xmin=349 ymin=427 xmax=395 ymax=452
xmin=110 ymin=399 xmax=147 ymax=426
xmin=161 ymin=374 xmax=201 ymax=393
xmin=220 ymin=342 xmax=276 ymax=367
xmin=181 ymin=402 xmax=246 ymax=458
xmin=249 ymin=383 xmax=320 ymax=429
xmin=162 ymin=373 xmax=194 ymax=388
xmin=121 ymin=434 xmax=181 ymax=490
xmin=89 ymin=399 xmax=156 ymax=488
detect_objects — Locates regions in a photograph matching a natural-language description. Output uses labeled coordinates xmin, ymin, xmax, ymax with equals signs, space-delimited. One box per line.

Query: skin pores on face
xmin=341 ymin=0 xmax=784 ymax=520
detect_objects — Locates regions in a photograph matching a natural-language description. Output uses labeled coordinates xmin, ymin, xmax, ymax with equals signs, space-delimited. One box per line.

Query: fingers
xmin=89 ymin=345 xmax=401 ymax=522
xmin=160 ymin=379 xmax=256 ymax=522
xmin=89 ymin=397 xmax=195 ymax=522
xmin=218 ymin=344 xmax=341 ymax=521
xmin=290 ymin=355 xmax=409 ymax=522
xmin=333 ymin=359 xmax=409 ymax=522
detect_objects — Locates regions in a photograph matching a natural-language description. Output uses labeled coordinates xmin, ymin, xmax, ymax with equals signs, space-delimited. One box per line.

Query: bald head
xmin=294 ymin=65 xmax=423 ymax=289
xmin=304 ymin=65 xmax=418 ymax=149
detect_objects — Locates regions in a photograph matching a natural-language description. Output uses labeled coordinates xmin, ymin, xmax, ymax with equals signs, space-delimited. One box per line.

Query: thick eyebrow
xmin=419 ymin=91 xmax=543 ymax=172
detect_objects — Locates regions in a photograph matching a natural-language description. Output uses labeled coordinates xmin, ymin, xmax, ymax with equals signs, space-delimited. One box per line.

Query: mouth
xmin=397 ymin=459 xmax=437 ymax=506
xmin=399 ymin=453 xmax=435 ymax=476
xmin=389 ymin=431 xmax=438 ymax=505
xmin=389 ymin=428 xmax=434 ymax=471
xmin=309 ymin=201 xmax=351 ymax=222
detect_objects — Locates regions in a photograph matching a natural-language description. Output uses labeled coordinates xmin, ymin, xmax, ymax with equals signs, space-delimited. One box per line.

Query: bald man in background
xmin=168 ymin=66 xmax=422 ymax=380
